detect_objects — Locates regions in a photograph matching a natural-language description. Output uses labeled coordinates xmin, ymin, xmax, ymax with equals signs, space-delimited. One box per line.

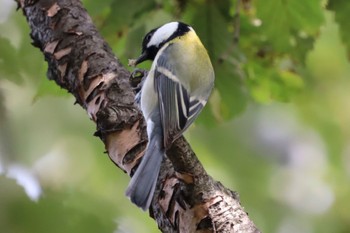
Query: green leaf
xmin=246 ymin=61 xmax=273 ymax=103
xmin=256 ymin=0 xmax=292 ymax=51
xmin=291 ymin=32 xmax=316 ymax=65
xmin=245 ymin=59 xmax=304 ymax=103
xmin=0 ymin=13 xmax=47 ymax=84
xmin=124 ymin=24 xmax=145 ymax=63
xmin=327 ymin=0 xmax=350 ymax=59
xmin=287 ymin=0 xmax=324 ymax=34
xmin=17 ymin=40 xmax=47 ymax=82
xmin=279 ymin=70 xmax=304 ymax=91
xmin=102 ymin=0 xmax=155 ymax=36
xmin=83 ymin=0 xmax=113 ymax=18
xmin=256 ymin=0 xmax=324 ymax=52
xmin=215 ymin=58 xmax=248 ymax=120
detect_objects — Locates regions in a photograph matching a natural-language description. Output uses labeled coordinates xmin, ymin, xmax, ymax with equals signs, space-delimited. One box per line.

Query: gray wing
xmin=154 ymin=60 xmax=205 ymax=149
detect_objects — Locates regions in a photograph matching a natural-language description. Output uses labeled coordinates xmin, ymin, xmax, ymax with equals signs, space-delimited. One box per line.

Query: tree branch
xmin=16 ymin=0 xmax=260 ymax=232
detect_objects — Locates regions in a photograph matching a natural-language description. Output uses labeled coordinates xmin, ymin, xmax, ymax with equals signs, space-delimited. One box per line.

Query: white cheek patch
xmin=147 ymin=22 xmax=178 ymax=47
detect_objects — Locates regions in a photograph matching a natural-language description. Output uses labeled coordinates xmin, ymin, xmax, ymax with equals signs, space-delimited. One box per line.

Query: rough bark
xmin=16 ymin=0 xmax=261 ymax=232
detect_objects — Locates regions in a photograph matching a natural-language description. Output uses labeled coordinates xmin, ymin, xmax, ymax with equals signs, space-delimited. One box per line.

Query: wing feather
xmin=153 ymin=44 xmax=208 ymax=148
xmin=155 ymin=70 xmax=187 ymax=148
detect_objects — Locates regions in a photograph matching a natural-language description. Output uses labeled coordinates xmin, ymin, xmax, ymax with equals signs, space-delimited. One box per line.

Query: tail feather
xmin=125 ymin=135 xmax=164 ymax=211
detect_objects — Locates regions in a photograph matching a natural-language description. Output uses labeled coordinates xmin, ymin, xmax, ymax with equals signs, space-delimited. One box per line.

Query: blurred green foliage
xmin=1 ymin=0 xmax=350 ymax=232
xmin=328 ymin=0 xmax=350 ymax=59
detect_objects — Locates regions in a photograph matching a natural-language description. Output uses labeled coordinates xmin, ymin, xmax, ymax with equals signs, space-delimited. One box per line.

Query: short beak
xmin=134 ymin=51 xmax=148 ymax=66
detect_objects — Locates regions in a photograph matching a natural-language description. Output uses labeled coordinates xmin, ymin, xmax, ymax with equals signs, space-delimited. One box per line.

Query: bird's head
xmin=133 ymin=21 xmax=192 ymax=65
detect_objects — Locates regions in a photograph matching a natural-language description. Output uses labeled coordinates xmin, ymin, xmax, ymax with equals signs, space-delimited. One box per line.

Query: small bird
xmin=126 ymin=21 xmax=215 ymax=210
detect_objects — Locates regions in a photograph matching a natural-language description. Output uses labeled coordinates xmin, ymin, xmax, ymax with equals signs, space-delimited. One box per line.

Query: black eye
xmin=145 ymin=33 xmax=152 ymax=42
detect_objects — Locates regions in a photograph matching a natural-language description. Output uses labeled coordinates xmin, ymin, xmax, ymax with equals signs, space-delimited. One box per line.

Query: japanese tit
xmin=126 ymin=22 xmax=215 ymax=210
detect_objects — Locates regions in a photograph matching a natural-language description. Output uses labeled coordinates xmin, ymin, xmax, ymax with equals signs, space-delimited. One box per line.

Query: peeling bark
xmin=16 ymin=0 xmax=261 ymax=232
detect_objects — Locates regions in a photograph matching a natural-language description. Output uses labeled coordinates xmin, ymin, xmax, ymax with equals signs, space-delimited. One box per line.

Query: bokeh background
xmin=1 ymin=0 xmax=350 ymax=232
